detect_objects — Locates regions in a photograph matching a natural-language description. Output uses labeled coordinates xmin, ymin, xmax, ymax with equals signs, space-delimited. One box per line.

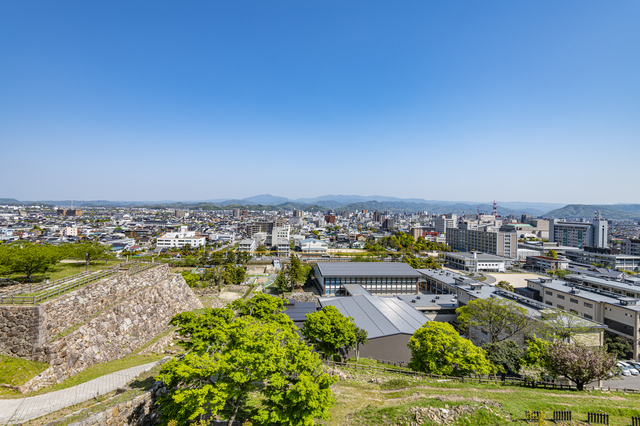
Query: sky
xmin=1 ymin=1 xmax=639 ymax=204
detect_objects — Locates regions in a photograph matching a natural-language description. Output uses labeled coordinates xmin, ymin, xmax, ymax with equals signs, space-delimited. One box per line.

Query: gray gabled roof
xmin=317 ymin=262 xmax=422 ymax=278
xmin=318 ymin=295 xmax=429 ymax=339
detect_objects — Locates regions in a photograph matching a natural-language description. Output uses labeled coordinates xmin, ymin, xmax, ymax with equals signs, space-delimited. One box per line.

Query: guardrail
xmin=323 ymin=360 xmax=640 ymax=393
xmin=0 ymin=261 xmax=158 ymax=305
xmin=0 ymin=270 xmax=95 ymax=297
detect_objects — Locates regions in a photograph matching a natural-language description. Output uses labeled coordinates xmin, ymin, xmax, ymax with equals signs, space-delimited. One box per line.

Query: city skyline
xmin=2 ymin=1 xmax=639 ymax=203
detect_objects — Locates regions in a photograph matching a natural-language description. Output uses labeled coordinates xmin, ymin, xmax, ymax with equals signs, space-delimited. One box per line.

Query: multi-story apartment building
xmin=237 ymin=238 xmax=257 ymax=253
xmin=623 ymin=239 xmax=640 ymax=256
xmin=446 ymin=228 xmax=517 ymax=258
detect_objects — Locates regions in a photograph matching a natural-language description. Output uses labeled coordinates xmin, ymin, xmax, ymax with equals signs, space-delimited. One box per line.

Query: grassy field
xmin=320 ymin=364 xmax=640 ymax=426
xmin=2 ymin=260 xmax=114 ymax=284
xmin=0 ymin=355 xmax=49 ymax=396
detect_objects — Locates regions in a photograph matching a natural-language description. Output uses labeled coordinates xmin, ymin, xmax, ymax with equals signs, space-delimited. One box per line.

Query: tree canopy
xmin=158 ymin=294 xmax=336 ymax=425
xmin=545 ymin=341 xmax=617 ymax=391
xmin=407 ymin=322 xmax=494 ymax=376
xmin=456 ymin=297 xmax=531 ymax=344
xmin=301 ymin=305 xmax=356 ymax=361
xmin=0 ymin=242 xmax=66 ymax=282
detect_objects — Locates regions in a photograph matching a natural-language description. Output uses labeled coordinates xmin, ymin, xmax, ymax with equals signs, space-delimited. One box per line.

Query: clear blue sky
xmin=1 ymin=1 xmax=639 ymax=204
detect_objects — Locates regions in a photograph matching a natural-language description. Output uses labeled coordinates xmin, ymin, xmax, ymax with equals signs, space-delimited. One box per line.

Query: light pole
xmin=85 ymin=252 xmax=88 ymax=272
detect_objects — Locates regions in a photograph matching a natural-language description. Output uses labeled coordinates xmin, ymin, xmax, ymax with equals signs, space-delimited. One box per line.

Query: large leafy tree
xmin=65 ymin=241 xmax=113 ymax=265
xmin=545 ymin=341 xmax=617 ymax=391
xmin=456 ymin=297 xmax=531 ymax=344
xmin=2 ymin=243 xmax=65 ymax=282
xmin=231 ymin=292 xmax=285 ymax=322
xmin=538 ymin=308 xmax=599 ymax=342
xmin=158 ymin=296 xmax=336 ymax=425
xmin=407 ymin=322 xmax=494 ymax=376
xmin=483 ymin=340 xmax=523 ymax=381
xmin=301 ymin=305 xmax=356 ymax=361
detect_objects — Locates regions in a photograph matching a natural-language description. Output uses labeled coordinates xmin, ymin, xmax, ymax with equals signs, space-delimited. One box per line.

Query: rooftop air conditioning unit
xmin=416 ymin=296 xmax=421 ymax=299
xmin=411 ymin=299 xmax=416 ymax=303
xmin=435 ymin=296 xmax=440 ymax=299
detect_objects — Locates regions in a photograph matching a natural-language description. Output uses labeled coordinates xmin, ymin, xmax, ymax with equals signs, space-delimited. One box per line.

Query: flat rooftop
xmin=316 ymin=262 xmax=422 ymax=278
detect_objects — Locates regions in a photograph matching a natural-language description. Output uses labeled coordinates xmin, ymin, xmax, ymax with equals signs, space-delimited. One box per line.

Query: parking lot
xmin=594 ymin=374 xmax=640 ymax=390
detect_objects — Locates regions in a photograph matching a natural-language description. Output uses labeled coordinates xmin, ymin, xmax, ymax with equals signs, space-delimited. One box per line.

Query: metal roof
xmin=317 ymin=262 xmax=422 ymax=278
xmin=318 ymin=294 xmax=429 ymax=338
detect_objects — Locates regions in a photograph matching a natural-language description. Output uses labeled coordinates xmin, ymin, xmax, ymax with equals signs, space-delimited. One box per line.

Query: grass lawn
xmin=0 ymin=355 xmax=48 ymax=391
xmin=2 ymin=260 xmax=113 ymax=285
xmin=319 ymin=365 xmax=640 ymax=426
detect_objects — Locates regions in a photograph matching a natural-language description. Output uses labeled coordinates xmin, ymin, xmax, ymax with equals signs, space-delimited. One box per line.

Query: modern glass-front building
xmin=314 ymin=262 xmax=423 ymax=296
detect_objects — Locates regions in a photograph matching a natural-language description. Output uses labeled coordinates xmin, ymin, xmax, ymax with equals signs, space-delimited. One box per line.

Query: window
xmin=557 ymin=295 xmax=565 ymax=300
xmin=584 ymin=302 xmax=593 ymax=309
xmin=570 ymin=298 xmax=578 ymax=304
xmin=545 ymin=291 xmax=553 ymax=296
xmin=545 ymin=301 xmax=552 ymax=306
xmin=584 ymin=314 xmax=593 ymax=320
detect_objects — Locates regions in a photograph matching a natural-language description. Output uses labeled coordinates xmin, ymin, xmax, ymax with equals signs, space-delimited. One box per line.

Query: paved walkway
xmin=0 ymin=361 xmax=160 ymax=425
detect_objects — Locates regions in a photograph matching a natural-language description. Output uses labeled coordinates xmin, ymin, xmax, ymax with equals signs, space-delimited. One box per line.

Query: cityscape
xmin=2 ymin=1 xmax=640 ymax=425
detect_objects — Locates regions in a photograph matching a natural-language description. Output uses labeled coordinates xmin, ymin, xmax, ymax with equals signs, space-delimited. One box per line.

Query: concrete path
xmin=0 ymin=361 xmax=160 ymax=425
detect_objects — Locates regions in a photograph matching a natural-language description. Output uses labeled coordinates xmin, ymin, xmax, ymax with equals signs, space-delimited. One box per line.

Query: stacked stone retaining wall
xmin=22 ymin=272 xmax=202 ymax=391
xmin=0 ymin=265 xmax=174 ymax=359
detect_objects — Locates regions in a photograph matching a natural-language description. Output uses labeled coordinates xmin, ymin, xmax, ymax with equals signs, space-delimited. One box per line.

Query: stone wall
xmin=0 ymin=266 xmax=173 ymax=359
xmin=22 ymin=272 xmax=202 ymax=391
xmin=67 ymin=391 xmax=158 ymax=426
xmin=40 ymin=265 xmax=172 ymax=342
xmin=0 ymin=305 xmax=44 ymax=357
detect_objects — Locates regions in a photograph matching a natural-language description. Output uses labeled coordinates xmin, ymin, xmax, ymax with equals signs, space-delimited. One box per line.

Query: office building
xmin=550 ymin=217 xmax=608 ymax=249
xmin=446 ymin=228 xmax=517 ymax=258
xmin=156 ymin=226 xmax=206 ymax=249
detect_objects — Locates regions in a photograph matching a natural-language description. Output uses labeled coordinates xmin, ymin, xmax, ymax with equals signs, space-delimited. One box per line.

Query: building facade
xmin=446 ymin=228 xmax=517 ymax=258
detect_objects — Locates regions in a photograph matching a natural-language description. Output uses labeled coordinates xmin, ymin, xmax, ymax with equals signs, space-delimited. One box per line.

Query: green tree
xmin=231 ymin=293 xmax=285 ymax=322
xmin=604 ymin=331 xmax=633 ymax=360
xmin=66 ymin=241 xmax=113 ymax=265
xmin=546 ymin=250 xmax=558 ymax=259
xmin=286 ymin=254 xmax=305 ymax=289
xmin=495 ymin=280 xmax=514 ymax=292
xmin=521 ymin=337 xmax=550 ymax=368
xmin=2 ymin=243 xmax=65 ymax=282
xmin=456 ymin=298 xmax=531 ymax=344
xmin=538 ymin=308 xmax=599 ymax=342
xmin=301 ymin=305 xmax=356 ymax=361
xmin=351 ymin=326 xmax=368 ymax=362
xmin=554 ymin=269 xmax=570 ymax=279
xmin=407 ymin=322 xmax=495 ymax=376
xmin=180 ymin=271 xmax=201 ymax=288
xmin=483 ymin=340 xmax=523 ymax=381
xmin=273 ymin=270 xmax=289 ymax=293
xmin=158 ymin=308 xmax=336 ymax=425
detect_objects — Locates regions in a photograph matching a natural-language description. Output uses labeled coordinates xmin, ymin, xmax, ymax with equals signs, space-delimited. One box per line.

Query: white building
xmin=297 ymin=238 xmax=329 ymax=253
xmin=157 ymin=226 xmax=206 ymax=249
xmin=62 ymin=227 xmax=78 ymax=237
xmin=238 ymin=238 xmax=257 ymax=253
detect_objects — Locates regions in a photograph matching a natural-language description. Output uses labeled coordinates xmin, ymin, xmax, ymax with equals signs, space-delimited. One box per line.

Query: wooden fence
xmin=0 ymin=261 xmax=158 ymax=305
xmin=323 ymin=360 xmax=640 ymax=393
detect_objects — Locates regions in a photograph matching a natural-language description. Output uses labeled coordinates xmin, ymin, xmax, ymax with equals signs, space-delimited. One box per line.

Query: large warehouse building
xmin=314 ymin=262 xmax=423 ymax=296
xmin=319 ymin=291 xmax=429 ymax=363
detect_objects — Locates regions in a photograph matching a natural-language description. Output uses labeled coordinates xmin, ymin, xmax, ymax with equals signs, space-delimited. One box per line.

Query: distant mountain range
xmin=2 ymin=195 xmax=639 ymax=220
xmin=544 ymin=204 xmax=640 ymax=220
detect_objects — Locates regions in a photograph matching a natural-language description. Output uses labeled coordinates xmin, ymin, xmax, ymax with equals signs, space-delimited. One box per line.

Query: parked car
xmin=625 ymin=360 xmax=640 ymax=373
xmin=617 ymin=362 xmax=632 ymax=376
xmin=619 ymin=361 xmax=638 ymax=375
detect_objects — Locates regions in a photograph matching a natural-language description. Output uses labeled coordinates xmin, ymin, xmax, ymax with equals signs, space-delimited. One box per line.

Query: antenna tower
xmin=492 ymin=200 xmax=497 ymax=217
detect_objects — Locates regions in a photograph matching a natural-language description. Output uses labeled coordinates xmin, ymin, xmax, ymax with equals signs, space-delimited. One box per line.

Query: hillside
xmin=545 ymin=204 xmax=640 ymax=220
xmin=321 ymin=362 xmax=640 ymax=426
